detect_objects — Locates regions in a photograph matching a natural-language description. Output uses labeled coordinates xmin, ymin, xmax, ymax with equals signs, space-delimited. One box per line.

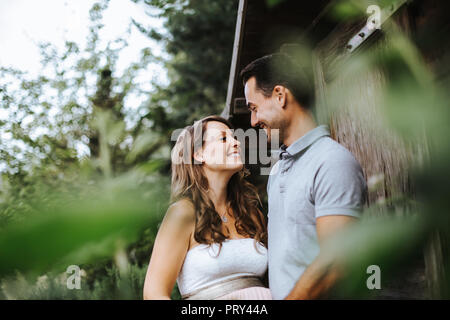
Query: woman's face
xmin=199 ymin=121 xmax=243 ymax=172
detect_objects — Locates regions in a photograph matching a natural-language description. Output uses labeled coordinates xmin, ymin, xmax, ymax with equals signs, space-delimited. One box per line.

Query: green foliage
xmin=0 ymin=0 xmax=173 ymax=299
xmin=315 ymin=5 xmax=450 ymax=298
xmin=329 ymin=0 xmax=400 ymax=20
xmin=3 ymin=0 xmax=448 ymax=301
xmin=0 ymin=178 xmax=168 ymax=277
xmin=134 ymin=0 xmax=238 ymax=127
xmin=1 ymin=262 xmax=180 ymax=300
xmin=0 ymin=0 xmax=238 ymax=300
xmin=0 ymin=0 xmax=165 ymax=180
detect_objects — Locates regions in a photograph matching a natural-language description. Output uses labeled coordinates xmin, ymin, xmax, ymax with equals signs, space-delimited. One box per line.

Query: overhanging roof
xmin=222 ymin=0 xmax=336 ymax=129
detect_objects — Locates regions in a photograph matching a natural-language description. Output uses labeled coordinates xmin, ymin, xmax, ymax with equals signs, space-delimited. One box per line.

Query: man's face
xmin=244 ymin=77 xmax=286 ymax=143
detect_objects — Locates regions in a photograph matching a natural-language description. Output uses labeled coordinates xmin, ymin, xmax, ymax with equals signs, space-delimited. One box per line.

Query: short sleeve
xmin=313 ymin=150 xmax=367 ymax=219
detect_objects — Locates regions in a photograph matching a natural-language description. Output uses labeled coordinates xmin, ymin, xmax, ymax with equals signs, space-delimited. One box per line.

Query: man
xmin=240 ymin=53 xmax=367 ymax=300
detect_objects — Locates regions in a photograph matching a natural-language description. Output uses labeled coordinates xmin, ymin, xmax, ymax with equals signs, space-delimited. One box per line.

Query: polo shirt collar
xmin=279 ymin=125 xmax=330 ymax=159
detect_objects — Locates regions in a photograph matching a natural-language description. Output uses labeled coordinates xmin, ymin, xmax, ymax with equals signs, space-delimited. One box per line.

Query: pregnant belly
xmin=215 ymin=286 xmax=272 ymax=300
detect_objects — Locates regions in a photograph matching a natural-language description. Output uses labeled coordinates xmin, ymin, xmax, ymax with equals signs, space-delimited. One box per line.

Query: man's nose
xmin=250 ymin=111 xmax=258 ymax=127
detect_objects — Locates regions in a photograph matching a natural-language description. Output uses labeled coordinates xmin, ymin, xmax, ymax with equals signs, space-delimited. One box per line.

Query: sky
xmin=0 ymin=0 xmax=165 ymax=76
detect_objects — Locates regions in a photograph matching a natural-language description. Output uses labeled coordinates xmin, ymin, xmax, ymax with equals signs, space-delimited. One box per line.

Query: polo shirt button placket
xmin=279 ymin=155 xmax=290 ymax=194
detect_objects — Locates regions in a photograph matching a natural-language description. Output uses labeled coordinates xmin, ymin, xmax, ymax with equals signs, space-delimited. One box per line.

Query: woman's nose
xmin=232 ymin=136 xmax=241 ymax=148
xmin=233 ymin=138 xmax=241 ymax=147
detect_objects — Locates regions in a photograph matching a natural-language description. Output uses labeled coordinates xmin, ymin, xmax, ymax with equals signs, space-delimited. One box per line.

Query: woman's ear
xmin=193 ymin=148 xmax=204 ymax=164
xmin=273 ymin=85 xmax=287 ymax=108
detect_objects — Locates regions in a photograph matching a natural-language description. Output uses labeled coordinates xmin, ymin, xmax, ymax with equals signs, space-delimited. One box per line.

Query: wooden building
xmin=223 ymin=0 xmax=450 ymax=299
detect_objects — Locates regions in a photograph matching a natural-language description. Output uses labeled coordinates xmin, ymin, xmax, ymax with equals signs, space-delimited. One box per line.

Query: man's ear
xmin=273 ymin=85 xmax=287 ymax=108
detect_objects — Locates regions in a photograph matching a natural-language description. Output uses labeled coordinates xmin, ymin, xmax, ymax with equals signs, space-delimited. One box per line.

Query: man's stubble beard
xmin=267 ymin=116 xmax=287 ymax=145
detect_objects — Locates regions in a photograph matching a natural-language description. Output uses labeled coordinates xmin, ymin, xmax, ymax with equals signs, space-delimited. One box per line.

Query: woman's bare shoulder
xmin=165 ymin=198 xmax=196 ymax=225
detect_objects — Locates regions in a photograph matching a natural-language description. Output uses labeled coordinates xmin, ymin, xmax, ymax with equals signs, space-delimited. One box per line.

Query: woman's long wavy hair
xmin=170 ymin=115 xmax=267 ymax=251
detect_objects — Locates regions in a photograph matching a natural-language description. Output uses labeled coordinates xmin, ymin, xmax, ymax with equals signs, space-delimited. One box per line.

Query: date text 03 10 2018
xmin=180 ymin=304 xmax=268 ymax=317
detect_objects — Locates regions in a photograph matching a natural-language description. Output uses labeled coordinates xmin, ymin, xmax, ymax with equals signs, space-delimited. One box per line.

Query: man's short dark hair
xmin=240 ymin=53 xmax=313 ymax=109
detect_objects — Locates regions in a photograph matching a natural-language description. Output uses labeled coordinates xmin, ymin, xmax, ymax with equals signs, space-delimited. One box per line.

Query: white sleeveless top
xmin=177 ymin=238 xmax=268 ymax=296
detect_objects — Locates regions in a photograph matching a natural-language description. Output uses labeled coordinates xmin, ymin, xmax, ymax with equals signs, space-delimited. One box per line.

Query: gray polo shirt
xmin=267 ymin=125 xmax=367 ymax=299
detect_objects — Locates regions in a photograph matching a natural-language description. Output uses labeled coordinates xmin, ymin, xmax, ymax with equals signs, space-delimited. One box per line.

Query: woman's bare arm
xmin=143 ymin=199 xmax=195 ymax=299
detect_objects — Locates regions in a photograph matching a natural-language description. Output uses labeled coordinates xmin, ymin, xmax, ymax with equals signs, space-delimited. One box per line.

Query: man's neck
xmin=283 ymin=108 xmax=317 ymax=147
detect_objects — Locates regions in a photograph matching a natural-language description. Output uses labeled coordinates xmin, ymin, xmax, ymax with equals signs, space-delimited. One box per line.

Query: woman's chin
xmin=222 ymin=159 xmax=244 ymax=173
xmin=233 ymin=162 xmax=244 ymax=172
xmin=223 ymin=161 xmax=243 ymax=173
xmin=205 ymin=160 xmax=243 ymax=173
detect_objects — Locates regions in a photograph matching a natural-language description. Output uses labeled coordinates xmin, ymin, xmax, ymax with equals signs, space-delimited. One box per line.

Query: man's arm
xmin=285 ymin=147 xmax=367 ymax=300
xmin=284 ymin=215 xmax=357 ymax=300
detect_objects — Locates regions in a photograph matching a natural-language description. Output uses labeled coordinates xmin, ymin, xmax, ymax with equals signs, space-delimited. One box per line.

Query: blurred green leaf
xmin=322 ymin=214 xmax=429 ymax=297
xmin=0 ymin=187 xmax=167 ymax=277
xmin=126 ymin=132 xmax=159 ymax=164
xmin=329 ymin=0 xmax=365 ymax=21
xmin=265 ymin=0 xmax=287 ymax=8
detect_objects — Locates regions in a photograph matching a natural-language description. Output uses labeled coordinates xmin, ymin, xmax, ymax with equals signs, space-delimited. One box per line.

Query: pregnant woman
xmin=143 ymin=115 xmax=271 ymax=300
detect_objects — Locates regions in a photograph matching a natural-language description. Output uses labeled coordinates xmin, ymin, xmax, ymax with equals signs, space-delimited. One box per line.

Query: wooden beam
xmin=222 ymin=0 xmax=248 ymax=119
